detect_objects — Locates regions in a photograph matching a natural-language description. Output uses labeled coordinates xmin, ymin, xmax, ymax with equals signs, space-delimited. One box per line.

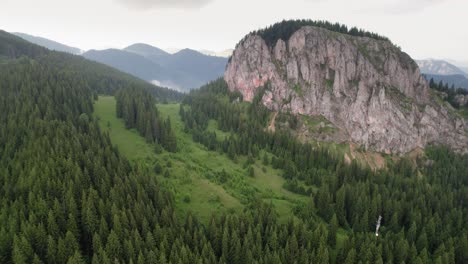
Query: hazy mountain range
xmin=13 ymin=32 xmax=468 ymax=91
xmin=13 ymin=33 xmax=228 ymax=91
xmin=13 ymin=32 xmax=82 ymax=54
xmin=198 ymin=49 xmax=233 ymax=57
xmin=416 ymin=59 xmax=467 ymax=76
xmin=417 ymin=59 xmax=468 ymax=89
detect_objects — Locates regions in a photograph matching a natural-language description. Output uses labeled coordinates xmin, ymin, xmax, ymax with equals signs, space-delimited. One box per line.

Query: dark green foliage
xmin=0 ymin=55 xmax=175 ymax=263
xmin=1 ymin=30 xmax=467 ymax=263
xmin=429 ymin=77 xmax=468 ymax=109
xmin=248 ymin=166 xmax=255 ymax=177
xmin=115 ymin=86 xmax=177 ymax=152
xmin=181 ymin=78 xmax=468 ymax=263
xmin=0 ymin=30 xmax=48 ymax=59
xmin=0 ymin=30 xmax=184 ymax=101
xmin=283 ymin=179 xmax=311 ymax=195
xmin=237 ymin=19 xmax=391 ymax=49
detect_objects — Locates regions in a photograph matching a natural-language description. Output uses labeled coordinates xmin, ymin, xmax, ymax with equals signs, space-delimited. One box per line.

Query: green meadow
xmin=94 ymin=96 xmax=310 ymax=223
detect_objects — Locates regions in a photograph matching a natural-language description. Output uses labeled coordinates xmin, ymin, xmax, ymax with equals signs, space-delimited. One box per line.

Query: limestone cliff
xmin=225 ymin=26 xmax=467 ymax=154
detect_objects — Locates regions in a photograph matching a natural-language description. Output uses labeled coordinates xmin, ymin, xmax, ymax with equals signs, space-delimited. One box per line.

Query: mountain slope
xmin=13 ymin=32 xmax=81 ymax=54
xmin=461 ymin=66 xmax=468 ymax=74
xmin=88 ymin=45 xmax=228 ymax=91
xmin=199 ymin=49 xmax=233 ymax=58
xmin=7 ymin=32 xmax=228 ymax=91
xmin=417 ymin=59 xmax=467 ymax=76
xmin=124 ymin=43 xmax=170 ymax=59
xmin=0 ymin=29 xmax=184 ymax=263
xmin=1 ymin=26 xmax=467 ymax=264
xmin=1 ymin=31 xmax=182 ymax=100
xmin=83 ymin=48 xmax=170 ymax=82
xmin=424 ymin=73 xmax=468 ymax=90
xmin=0 ymin=30 xmax=48 ymax=59
xmin=158 ymin=48 xmax=228 ymax=87
xmin=225 ymin=23 xmax=467 ymax=154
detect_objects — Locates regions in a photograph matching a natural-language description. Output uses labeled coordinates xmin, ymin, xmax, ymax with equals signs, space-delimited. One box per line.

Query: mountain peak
xmin=226 ymin=25 xmax=467 ymax=154
xmin=124 ymin=43 xmax=169 ymax=58
xmin=174 ymin=48 xmax=201 ymax=55
xmin=416 ymin=59 xmax=467 ymax=76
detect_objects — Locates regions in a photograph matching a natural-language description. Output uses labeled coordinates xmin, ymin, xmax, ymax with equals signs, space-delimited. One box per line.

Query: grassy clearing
xmin=157 ymin=103 xmax=309 ymax=221
xmin=94 ymin=96 xmax=155 ymax=161
xmin=94 ymin=97 xmax=242 ymax=222
xmin=94 ymin=96 xmax=310 ymax=223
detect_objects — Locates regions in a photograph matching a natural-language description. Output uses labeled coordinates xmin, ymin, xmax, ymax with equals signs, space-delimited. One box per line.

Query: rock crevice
xmin=225 ymin=26 xmax=467 ymax=153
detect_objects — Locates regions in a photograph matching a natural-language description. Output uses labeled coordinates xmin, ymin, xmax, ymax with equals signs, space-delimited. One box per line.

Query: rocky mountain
xmin=424 ymin=74 xmax=468 ymax=90
xmin=225 ymin=23 xmax=467 ymax=154
xmin=13 ymin=32 xmax=81 ymax=54
xmin=417 ymin=59 xmax=467 ymax=76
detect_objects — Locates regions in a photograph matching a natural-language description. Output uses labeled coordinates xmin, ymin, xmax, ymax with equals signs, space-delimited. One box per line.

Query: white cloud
xmin=359 ymin=0 xmax=449 ymax=14
xmin=115 ymin=0 xmax=214 ymax=9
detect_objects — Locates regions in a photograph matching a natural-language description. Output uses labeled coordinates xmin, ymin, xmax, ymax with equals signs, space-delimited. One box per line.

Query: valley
xmin=0 ymin=17 xmax=467 ymax=263
xmin=94 ymin=96 xmax=309 ymax=223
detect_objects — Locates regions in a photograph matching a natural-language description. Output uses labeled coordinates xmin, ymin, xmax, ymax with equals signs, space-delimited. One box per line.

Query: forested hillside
xmin=0 ymin=30 xmax=183 ymax=102
xmin=180 ymin=79 xmax=468 ymax=263
xmin=0 ymin=30 xmax=467 ymax=264
xmin=13 ymin=32 xmax=81 ymax=54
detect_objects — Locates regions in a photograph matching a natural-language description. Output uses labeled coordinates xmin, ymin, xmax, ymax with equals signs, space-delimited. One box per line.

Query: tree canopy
xmin=237 ymin=19 xmax=391 ymax=49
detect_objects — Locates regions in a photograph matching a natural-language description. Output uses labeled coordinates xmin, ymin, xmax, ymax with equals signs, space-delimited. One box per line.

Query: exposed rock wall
xmin=225 ymin=26 xmax=467 ymax=153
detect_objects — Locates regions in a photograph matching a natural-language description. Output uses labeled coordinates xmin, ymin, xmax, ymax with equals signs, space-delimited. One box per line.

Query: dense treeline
xmin=116 ymin=87 xmax=177 ymax=152
xmin=0 ymin=30 xmax=184 ymax=102
xmin=181 ymin=79 xmax=468 ymax=263
xmin=0 ymin=56 xmax=379 ymax=264
xmin=1 ymin=30 xmax=467 ymax=263
xmin=0 ymin=30 xmax=48 ymax=59
xmin=0 ymin=31 xmax=346 ymax=264
xmin=182 ymin=79 xmax=341 ymax=174
xmin=429 ymin=77 xmax=468 ymax=109
xmin=236 ymin=19 xmax=391 ymax=49
xmin=0 ymin=56 xmax=177 ymax=263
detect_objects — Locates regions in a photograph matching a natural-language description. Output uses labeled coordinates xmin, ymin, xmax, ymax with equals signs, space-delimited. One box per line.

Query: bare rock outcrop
xmin=225 ymin=26 xmax=467 ymax=154
xmin=455 ymin=94 xmax=468 ymax=107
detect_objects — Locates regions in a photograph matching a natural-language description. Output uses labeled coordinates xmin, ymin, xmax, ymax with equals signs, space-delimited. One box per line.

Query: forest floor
xmin=94 ymin=96 xmax=309 ymax=223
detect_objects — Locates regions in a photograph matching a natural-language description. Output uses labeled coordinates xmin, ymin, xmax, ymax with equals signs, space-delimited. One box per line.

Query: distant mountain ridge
xmin=83 ymin=46 xmax=227 ymax=91
xmin=13 ymin=32 xmax=81 ymax=54
xmin=416 ymin=59 xmax=467 ymax=76
xmin=124 ymin=43 xmax=170 ymax=59
xmin=82 ymin=49 xmax=171 ymax=84
xmin=198 ymin=49 xmax=233 ymax=58
xmin=11 ymin=32 xmax=228 ymax=91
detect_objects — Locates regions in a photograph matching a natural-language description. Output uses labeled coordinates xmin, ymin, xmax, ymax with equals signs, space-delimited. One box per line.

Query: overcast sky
xmin=1 ymin=0 xmax=467 ymax=64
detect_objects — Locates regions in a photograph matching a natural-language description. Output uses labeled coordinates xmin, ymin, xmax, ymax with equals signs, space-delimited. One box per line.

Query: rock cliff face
xmin=225 ymin=26 xmax=467 ymax=154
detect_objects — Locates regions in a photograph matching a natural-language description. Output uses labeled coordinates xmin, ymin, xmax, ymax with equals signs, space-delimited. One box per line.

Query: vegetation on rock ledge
xmin=237 ymin=19 xmax=391 ymax=49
